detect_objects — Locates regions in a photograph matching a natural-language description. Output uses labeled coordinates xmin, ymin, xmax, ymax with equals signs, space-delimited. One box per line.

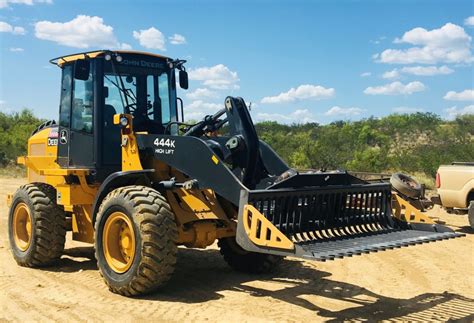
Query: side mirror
xmin=74 ymin=60 xmax=90 ymax=81
xmin=179 ymin=70 xmax=188 ymax=89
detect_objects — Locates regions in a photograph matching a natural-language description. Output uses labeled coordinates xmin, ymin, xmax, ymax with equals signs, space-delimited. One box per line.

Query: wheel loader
xmin=7 ymin=50 xmax=463 ymax=296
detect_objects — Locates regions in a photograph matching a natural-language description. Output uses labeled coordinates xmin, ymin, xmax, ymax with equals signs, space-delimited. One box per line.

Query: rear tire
xmin=468 ymin=201 xmax=474 ymax=229
xmin=8 ymin=183 xmax=66 ymax=267
xmin=95 ymin=186 xmax=178 ymax=296
xmin=218 ymin=237 xmax=282 ymax=274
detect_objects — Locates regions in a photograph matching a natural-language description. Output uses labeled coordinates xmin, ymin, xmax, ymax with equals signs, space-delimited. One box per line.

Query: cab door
xmin=57 ymin=62 xmax=95 ymax=168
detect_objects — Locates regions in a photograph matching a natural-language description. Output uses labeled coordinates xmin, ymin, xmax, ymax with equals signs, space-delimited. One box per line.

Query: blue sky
xmin=0 ymin=0 xmax=473 ymax=124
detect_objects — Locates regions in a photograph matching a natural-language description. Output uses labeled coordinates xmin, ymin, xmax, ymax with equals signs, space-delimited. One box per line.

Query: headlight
xmin=116 ymin=55 xmax=123 ymax=63
xmin=120 ymin=117 xmax=129 ymax=127
xmin=104 ymin=53 xmax=112 ymax=61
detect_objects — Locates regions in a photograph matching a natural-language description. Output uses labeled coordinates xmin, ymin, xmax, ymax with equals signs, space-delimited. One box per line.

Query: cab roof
xmin=50 ymin=50 xmax=171 ymax=67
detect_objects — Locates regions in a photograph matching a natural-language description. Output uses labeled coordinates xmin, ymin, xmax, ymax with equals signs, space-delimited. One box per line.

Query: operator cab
xmin=51 ymin=50 xmax=188 ymax=180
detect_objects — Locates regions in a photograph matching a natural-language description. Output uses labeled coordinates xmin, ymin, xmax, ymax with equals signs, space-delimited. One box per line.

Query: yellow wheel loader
xmin=7 ymin=50 xmax=463 ymax=296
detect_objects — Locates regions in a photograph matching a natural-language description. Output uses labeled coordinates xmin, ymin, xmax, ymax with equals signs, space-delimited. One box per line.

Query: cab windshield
xmin=103 ymin=61 xmax=176 ymax=134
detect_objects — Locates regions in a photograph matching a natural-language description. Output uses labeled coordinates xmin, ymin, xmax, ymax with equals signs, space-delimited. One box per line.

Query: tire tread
xmin=9 ymin=183 xmax=66 ymax=267
xmin=95 ymin=185 xmax=177 ymax=296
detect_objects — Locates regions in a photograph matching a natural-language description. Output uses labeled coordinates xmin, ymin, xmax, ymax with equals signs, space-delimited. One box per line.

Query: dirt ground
xmin=0 ymin=177 xmax=473 ymax=322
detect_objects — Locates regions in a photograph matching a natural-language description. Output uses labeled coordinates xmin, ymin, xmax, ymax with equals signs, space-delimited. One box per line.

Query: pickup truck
xmin=431 ymin=162 xmax=474 ymax=228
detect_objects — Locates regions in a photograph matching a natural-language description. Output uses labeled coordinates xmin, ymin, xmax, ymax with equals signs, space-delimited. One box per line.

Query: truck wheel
xmin=8 ymin=183 xmax=66 ymax=267
xmin=468 ymin=201 xmax=474 ymax=229
xmin=95 ymin=186 xmax=178 ymax=296
xmin=218 ymin=237 xmax=282 ymax=274
xmin=390 ymin=173 xmax=422 ymax=198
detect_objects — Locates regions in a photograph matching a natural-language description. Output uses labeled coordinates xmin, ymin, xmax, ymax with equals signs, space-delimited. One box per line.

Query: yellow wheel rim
xmin=13 ymin=202 xmax=32 ymax=251
xmin=103 ymin=211 xmax=136 ymax=273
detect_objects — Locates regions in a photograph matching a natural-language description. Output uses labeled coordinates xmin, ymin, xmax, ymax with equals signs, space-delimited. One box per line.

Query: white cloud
xmin=0 ymin=21 xmax=25 ymax=35
xmin=255 ymin=109 xmax=316 ymax=124
xmin=464 ymin=16 xmax=474 ymax=26
xmin=360 ymin=72 xmax=371 ymax=77
xmin=185 ymin=100 xmax=221 ymax=120
xmin=0 ymin=21 xmax=11 ymax=32
xmin=443 ymin=89 xmax=474 ymax=101
xmin=12 ymin=26 xmax=25 ymax=34
xmin=445 ymin=105 xmax=474 ymax=119
xmin=377 ymin=23 xmax=473 ymax=64
xmin=120 ymin=43 xmax=132 ymax=50
xmin=370 ymin=36 xmax=386 ymax=44
xmin=364 ymin=81 xmax=426 ymax=95
xmin=325 ymin=106 xmax=365 ymax=116
xmin=261 ymin=84 xmax=335 ymax=104
xmin=401 ymin=65 xmax=453 ymax=76
xmin=35 ymin=15 xmax=120 ymax=48
xmin=0 ymin=0 xmax=52 ymax=9
xmin=189 ymin=64 xmax=240 ymax=90
xmin=9 ymin=47 xmax=23 ymax=52
xmin=169 ymin=33 xmax=186 ymax=45
xmin=382 ymin=69 xmax=400 ymax=79
xmin=383 ymin=65 xmax=453 ymax=79
xmin=133 ymin=27 xmax=166 ymax=51
xmin=392 ymin=106 xmax=425 ymax=113
xmin=186 ymin=88 xmax=218 ymax=100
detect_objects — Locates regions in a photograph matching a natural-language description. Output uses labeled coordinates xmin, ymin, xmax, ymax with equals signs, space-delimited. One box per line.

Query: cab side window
xmin=71 ymin=72 xmax=94 ymax=133
xmin=59 ymin=65 xmax=72 ymax=128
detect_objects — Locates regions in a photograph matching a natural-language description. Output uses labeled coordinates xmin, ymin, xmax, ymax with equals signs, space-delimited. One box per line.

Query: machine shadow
xmin=41 ymin=245 xmax=474 ymax=321
xmin=39 ymin=246 xmax=97 ymax=273
xmin=143 ymin=248 xmax=474 ymax=321
xmin=457 ymin=226 xmax=474 ymax=234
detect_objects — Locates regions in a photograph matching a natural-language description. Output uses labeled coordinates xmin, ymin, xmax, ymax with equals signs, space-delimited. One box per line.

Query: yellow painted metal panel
xmin=243 ymin=204 xmax=294 ymax=250
xmin=56 ymin=184 xmax=96 ymax=206
xmin=392 ymin=193 xmax=434 ymax=224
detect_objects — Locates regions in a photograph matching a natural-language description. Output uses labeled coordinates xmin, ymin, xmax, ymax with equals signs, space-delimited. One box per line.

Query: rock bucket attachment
xmin=236 ymin=183 xmax=464 ymax=261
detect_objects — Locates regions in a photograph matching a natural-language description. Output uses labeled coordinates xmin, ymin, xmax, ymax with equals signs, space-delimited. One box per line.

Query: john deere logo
xmin=60 ymin=130 xmax=68 ymax=144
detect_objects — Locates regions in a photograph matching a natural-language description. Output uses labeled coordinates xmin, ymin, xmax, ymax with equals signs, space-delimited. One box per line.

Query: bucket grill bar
xmin=249 ymin=184 xmax=394 ymax=240
xmin=242 ymin=183 xmax=464 ymax=261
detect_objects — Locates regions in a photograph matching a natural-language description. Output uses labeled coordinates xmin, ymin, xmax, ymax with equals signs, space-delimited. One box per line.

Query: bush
xmin=255 ymin=113 xmax=474 ymax=178
xmin=0 ymin=109 xmax=472 ymax=182
xmin=0 ymin=109 xmax=45 ymax=165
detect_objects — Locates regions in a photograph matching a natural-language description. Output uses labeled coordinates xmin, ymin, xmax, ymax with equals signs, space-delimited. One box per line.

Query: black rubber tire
xmin=95 ymin=186 xmax=178 ymax=296
xmin=218 ymin=237 xmax=282 ymax=274
xmin=468 ymin=201 xmax=474 ymax=229
xmin=390 ymin=172 xmax=422 ymax=198
xmin=8 ymin=183 xmax=66 ymax=267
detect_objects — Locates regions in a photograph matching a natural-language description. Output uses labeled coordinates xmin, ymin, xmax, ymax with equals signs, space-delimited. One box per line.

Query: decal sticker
xmin=49 ymin=128 xmax=59 ymax=138
xmin=47 ymin=137 xmax=58 ymax=146
xmin=154 ymin=137 xmax=175 ymax=155
xmin=154 ymin=138 xmax=175 ymax=148
xmin=48 ymin=128 xmax=59 ymax=146
xmin=60 ymin=130 xmax=68 ymax=144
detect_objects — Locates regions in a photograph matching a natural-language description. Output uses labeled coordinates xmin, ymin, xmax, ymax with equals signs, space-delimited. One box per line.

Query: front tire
xmin=95 ymin=186 xmax=178 ymax=296
xmin=8 ymin=183 xmax=66 ymax=267
xmin=218 ymin=237 xmax=282 ymax=274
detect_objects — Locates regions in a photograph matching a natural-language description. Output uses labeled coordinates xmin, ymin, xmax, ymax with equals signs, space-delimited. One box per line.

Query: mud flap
xmin=236 ymin=184 xmax=464 ymax=261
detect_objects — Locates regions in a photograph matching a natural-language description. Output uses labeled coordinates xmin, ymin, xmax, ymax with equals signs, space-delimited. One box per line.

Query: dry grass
xmin=0 ymin=165 xmax=26 ymax=178
xmin=411 ymin=172 xmax=436 ymax=190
